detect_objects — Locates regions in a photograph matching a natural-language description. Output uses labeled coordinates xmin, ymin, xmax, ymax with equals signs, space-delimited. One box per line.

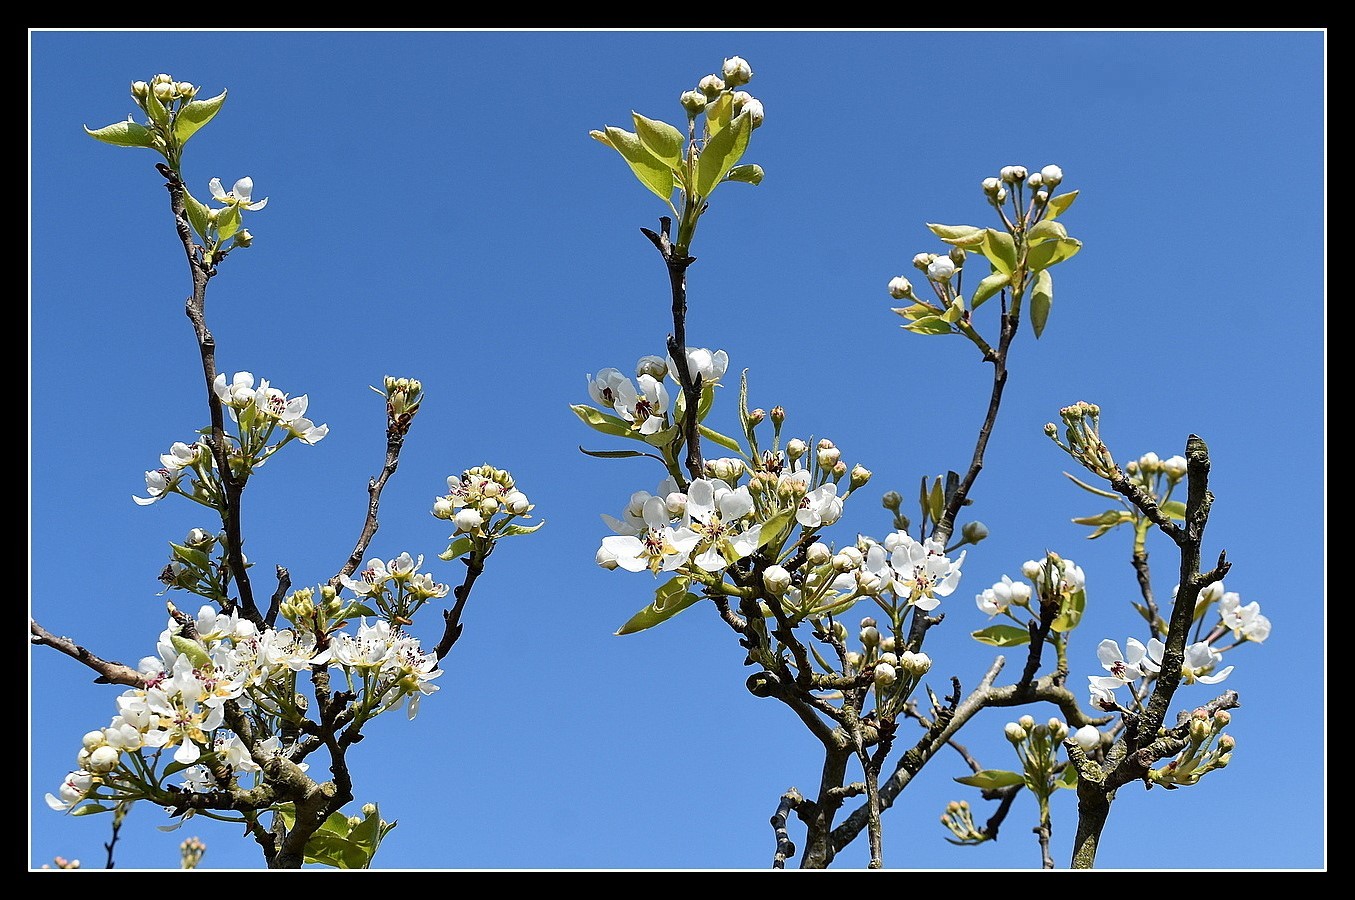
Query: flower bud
xmin=698 ymin=74 xmax=725 ymax=98
xmin=786 ymin=438 xmax=807 ymax=461
xmin=878 ymin=635 xmax=896 ymax=653
xmin=960 ymin=521 xmax=989 ymax=543
xmin=732 ymin=91 xmax=764 ymax=127
xmin=87 ymin=746 xmax=120 ymax=774
xmin=1000 ymin=165 xmax=1028 ymax=184
xmin=859 ymin=625 xmax=880 ymax=647
xmin=1033 ymin=188 xmax=1049 ymax=206
xmin=82 ymin=731 xmax=106 ymax=752
xmin=845 ymin=650 xmax=863 ymax=668
xmin=873 ymin=662 xmax=897 ymax=687
xmin=877 ymin=651 xmax=898 ymax=667
xmin=834 ymin=546 xmax=863 ymax=571
xmin=362 ymin=803 xmax=378 ymax=818
xmin=1022 ymin=559 xmax=1043 ymax=580
xmin=762 ymin=564 xmax=792 ymax=596
xmin=982 ymin=176 xmax=1002 ymax=197
xmin=927 ymin=256 xmax=956 ymax=282
xmin=1047 ymin=718 xmax=1068 ymax=742
xmin=1189 ymin=717 xmax=1212 ymax=741
xmin=881 ymin=490 xmax=902 ymax=511
xmin=1040 ymin=165 xmax=1064 ymax=187
xmin=1018 ymin=714 xmax=1036 ymax=731
xmin=849 ymin=464 xmax=871 ymax=490
xmin=1004 ymin=722 xmax=1028 ymax=744
xmin=680 ymin=90 xmax=708 ymax=116
xmin=1162 ymin=455 xmax=1188 ymax=481
xmin=635 ymin=355 xmax=668 ymax=380
xmin=816 ymin=441 xmax=840 ymax=468
xmin=1213 ymin=710 xmax=1231 ymax=728
xmin=453 ymin=508 xmax=483 ymax=533
xmin=1027 ymin=172 xmax=1044 ymax=189
xmin=747 ymin=408 xmax=766 ymax=427
xmin=152 ymin=80 xmax=175 ymax=103
xmin=770 ymin=406 xmax=785 ymax=427
xmin=131 ymin=81 xmax=149 ymax=99
xmin=913 ymin=252 xmax=934 ymax=271
xmin=504 ymin=490 xmax=531 ymax=514
xmin=1072 ymin=725 xmax=1101 ymax=751
xmin=177 ymin=82 xmax=197 ymax=100
xmin=1218 ymin=734 xmax=1236 ymax=751
xmin=806 ymin=542 xmax=831 ymax=565
xmin=722 ymin=56 xmax=752 ymax=87
xmin=948 ymin=247 xmax=967 ymax=267
xmin=432 ymin=498 xmax=455 ymax=519
xmin=888 ymin=275 xmax=913 ymax=300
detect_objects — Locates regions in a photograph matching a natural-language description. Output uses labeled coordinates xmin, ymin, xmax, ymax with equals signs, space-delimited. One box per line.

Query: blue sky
xmin=29 ymin=29 xmax=1325 ymax=871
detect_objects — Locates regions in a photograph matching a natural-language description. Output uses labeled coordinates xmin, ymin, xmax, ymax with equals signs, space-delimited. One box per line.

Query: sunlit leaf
xmin=173 ymin=89 xmax=227 ymax=147
xmin=632 ymin=111 xmax=685 ymax=169
xmin=971 ymin=271 xmax=1011 ymax=309
xmin=1031 ymin=269 xmax=1053 ymax=338
xmin=695 ymin=111 xmax=751 ymax=197
xmin=603 ymin=125 xmax=675 ymax=210
xmin=83 ymin=119 xmax=157 ymax=149
xmin=616 ymin=578 xmax=703 ymax=635
xmin=970 ymin=624 xmax=1032 ymax=647
xmin=954 ymin=769 xmax=1026 ymax=789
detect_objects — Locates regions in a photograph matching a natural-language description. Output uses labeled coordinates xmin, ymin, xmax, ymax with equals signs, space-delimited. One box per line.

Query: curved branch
xmin=30 ymin=619 xmax=148 ymax=688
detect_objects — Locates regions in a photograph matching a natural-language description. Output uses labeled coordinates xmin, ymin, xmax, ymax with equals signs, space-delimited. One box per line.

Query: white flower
xmin=160 ymin=441 xmax=204 ymax=471
xmin=1096 ymin=637 xmax=1160 ymax=683
xmin=976 ymin=574 xmax=1028 ymax=617
xmin=1088 ymin=676 xmax=1122 ymax=711
xmin=668 ymin=347 xmax=729 ymax=387
xmin=330 ymin=618 xmax=395 ymax=671
xmin=214 ymin=371 xmax=258 ymax=409
xmin=587 ymin=367 xmax=629 ymax=408
xmin=885 ymin=531 xmax=964 ymax=611
xmin=613 ymin=374 xmax=671 ymax=436
xmin=1181 ymin=640 xmax=1233 ymax=684
xmin=599 ymin=495 xmax=701 ymax=575
xmin=790 ymin=471 xmax=842 ymax=527
xmin=341 ymin=558 xmax=393 ymax=598
xmin=46 ymin=770 xmax=96 ymax=811
xmin=208 ymin=176 xmax=268 ymax=211
xmin=1218 ymin=592 xmax=1271 ymax=643
xmin=686 ymin=478 xmax=763 ymax=572
xmin=133 ymin=467 xmax=181 ymax=505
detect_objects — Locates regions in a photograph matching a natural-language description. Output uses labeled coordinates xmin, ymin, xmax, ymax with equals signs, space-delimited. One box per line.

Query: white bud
xmin=635 ymin=355 xmax=667 ymax=380
xmin=1072 ymin=725 xmax=1101 ymax=751
xmin=806 ymin=542 xmax=832 ymax=565
xmin=927 ymin=256 xmax=957 ymax=282
xmin=722 ymin=56 xmax=752 ymax=87
xmin=453 ymin=508 xmax=483 ymax=533
xmin=786 ymin=438 xmax=807 ymax=460
xmin=1004 ymin=722 xmax=1028 ymax=743
xmin=888 ymin=276 xmax=913 ymax=299
xmin=762 ymin=564 xmax=792 ymax=596
xmin=859 ymin=625 xmax=880 ymax=647
xmin=873 ymin=662 xmax=898 ymax=687
xmin=87 ymin=746 xmax=120 ymax=774
xmin=1040 ymin=165 xmax=1064 ymax=187
xmin=1163 ymin=455 xmax=1188 ymax=480
xmin=81 ymin=731 xmax=106 ymax=752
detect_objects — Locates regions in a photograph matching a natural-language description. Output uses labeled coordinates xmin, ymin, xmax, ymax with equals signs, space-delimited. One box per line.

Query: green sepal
xmin=169 ymin=542 xmax=212 ymax=570
xmin=954 ymin=769 xmax=1026 ymax=789
xmin=695 ymin=111 xmax=751 ymax=198
xmin=632 ymin=111 xmax=685 ymax=170
xmin=438 ymin=536 xmax=474 ymax=561
xmin=1044 ymin=190 xmax=1079 ymax=221
xmin=725 ymin=163 xmax=764 ymax=185
xmin=971 ymin=271 xmax=1011 ymax=309
xmin=170 ymin=633 xmax=212 ymax=668
xmin=1051 ymin=588 xmax=1086 ymax=633
xmin=84 ymin=119 xmax=157 ymax=149
xmin=498 ymin=520 xmax=545 ymax=537
xmin=970 ymin=624 xmax=1032 ymax=647
xmin=1030 ymin=269 xmax=1053 ymax=339
xmin=927 ymin=223 xmax=986 ymax=247
xmin=699 ymin=423 xmax=744 ymax=454
xmin=1027 ymin=237 xmax=1082 ymax=271
xmin=603 ymin=125 xmax=676 ymax=210
xmin=1026 ymin=219 xmax=1068 ymax=244
xmin=982 ymin=229 xmax=1018 ymax=275
xmin=616 ymin=577 xmax=702 ymax=635
xmin=903 ymin=315 xmax=954 ymax=335
xmin=173 ymin=89 xmax=227 ymax=148
xmin=1160 ymin=500 xmax=1187 ymax=520
xmin=570 ymin=404 xmax=636 ymax=438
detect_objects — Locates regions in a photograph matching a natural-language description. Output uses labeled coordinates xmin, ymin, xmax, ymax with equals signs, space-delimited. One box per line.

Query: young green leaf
xmin=1031 ymin=269 xmax=1053 ymax=338
xmin=615 ymin=579 xmax=703 ymax=635
xmin=982 ymin=229 xmax=1018 ymax=275
xmin=971 ymin=271 xmax=1011 ymax=309
xmin=632 ymin=111 xmax=685 ymax=169
xmin=698 ymin=423 xmax=744 ymax=454
xmin=173 ymin=89 xmax=227 ymax=148
xmin=725 ymin=163 xmax=764 ymax=185
xmin=1044 ymin=189 xmax=1079 ymax=221
xmin=1051 ymin=588 xmax=1086 ymax=633
xmin=1027 ymin=237 xmax=1082 ymax=270
xmin=695 ymin=111 xmax=751 ymax=197
xmin=570 ymin=403 xmax=637 ymax=437
xmin=970 ymin=624 xmax=1033 ymax=647
xmin=954 ymin=769 xmax=1026 ymax=789
xmin=83 ymin=119 xmax=157 ymax=149
xmin=602 ymin=126 xmax=676 ymax=210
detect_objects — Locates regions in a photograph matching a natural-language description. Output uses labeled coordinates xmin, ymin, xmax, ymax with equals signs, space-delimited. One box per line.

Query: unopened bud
xmin=1040 ymin=165 xmax=1064 ymax=187
xmin=849 ymin=464 xmax=872 ymax=490
xmin=680 ymin=90 xmax=708 ymax=116
xmin=1072 ymin=725 xmax=1101 ymax=751
xmin=786 ymin=438 xmax=807 ymax=461
xmin=1000 ymin=165 xmax=1028 ymax=184
xmin=881 ymin=490 xmax=902 ymax=511
xmin=698 ymin=74 xmax=725 ymax=98
xmin=888 ymin=276 xmax=913 ymax=299
xmin=1004 ymin=722 xmax=1028 ymax=744
xmin=859 ymin=625 xmax=880 ymax=647
xmin=873 ymin=662 xmax=897 ymax=687
xmin=762 ymin=564 xmax=791 ymax=596
xmin=635 ymin=355 xmax=667 ymax=380
xmin=806 ymin=542 xmax=831 ymax=565
xmin=722 ymin=56 xmax=752 ymax=88
xmin=748 ymin=408 xmax=766 ymax=426
xmin=1018 ymin=715 xmax=1036 ymax=731
xmin=961 ymin=521 xmax=989 ymax=543
xmin=770 ymin=406 xmax=785 ymax=426
xmin=913 ymin=252 xmax=934 ymax=271
xmin=927 ymin=256 xmax=957 ymax=282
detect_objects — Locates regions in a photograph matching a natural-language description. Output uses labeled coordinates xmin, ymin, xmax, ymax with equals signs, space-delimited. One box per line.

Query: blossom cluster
xmin=46 ymin=596 xmax=441 ymax=817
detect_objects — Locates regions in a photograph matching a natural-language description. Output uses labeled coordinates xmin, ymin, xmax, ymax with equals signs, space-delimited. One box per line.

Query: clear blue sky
xmin=30 ymin=29 xmax=1326 ymax=871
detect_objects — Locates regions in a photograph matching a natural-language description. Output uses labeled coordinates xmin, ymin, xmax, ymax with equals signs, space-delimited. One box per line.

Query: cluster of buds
xmin=983 ymin=163 xmax=1064 ymax=212
xmin=680 ymin=57 xmax=764 ymax=128
xmin=157 ymin=527 xmax=237 ymax=604
xmin=940 ymin=799 xmax=988 ymax=845
xmin=378 ymin=376 xmax=423 ymax=437
xmin=433 ymin=465 xmax=533 ymax=537
xmin=1001 ymin=715 xmax=1075 ymax=801
xmin=1046 ymin=401 xmax=1117 ymax=480
xmin=1147 ymin=708 xmax=1235 ymax=789
xmin=179 ymin=836 xmax=207 ymax=870
xmin=339 ymin=552 xmax=450 ymax=625
xmin=280 ymin=584 xmax=346 ymax=636
xmin=1021 ymin=552 xmax=1086 ymax=606
xmin=851 ymin=616 xmax=932 ymax=694
xmin=131 ymin=73 xmax=199 ymax=110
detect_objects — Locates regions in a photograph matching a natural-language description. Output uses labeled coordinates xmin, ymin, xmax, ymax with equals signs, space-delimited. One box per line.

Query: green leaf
xmin=1071 ymin=510 xmax=1132 ymax=527
xmin=1160 ymin=500 xmax=1187 ymax=520
xmin=1062 ymin=471 xmax=1121 ymax=499
xmin=1044 ymin=189 xmax=1079 ymax=221
xmin=926 ymin=223 xmax=985 ymax=245
xmin=1026 ymin=219 xmax=1068 ymax=244
xmin=971 ymin=271 xmax=1011 ymax=309
xmin=725 ymin=163 xmax=764 ymax=185
xmin=698 ymin=423 xmax=744 ymax=454
xmin=1027 ymin=237 xmax=1082 ymax=270
xmin=1052 ymin=588 xmax=1086 ymax=633
xmin=183 ymin=188 xmax=213 ymax=242
xmin=616 ymin=578 xmax=703 ymax=635
xmin=438 ymin=536 xmax=474 ymax=561
xmin=695 ymin=111 xmax=751 ymax=197
xmin=144 ymin=92 xmax=170 ymax=129
xmin=632 ymin=111 xmax=685 ymax=169
xmin=641 ymin=423 xmax=681 ymax=448
xmin=579 ymin=448 xmax=651 ymax=459
xmin=173 ymin=89 xmax=227 ymax=147
xmin=603 ymin=125 xmax=675 ymax=209
xmin=970 ymin=624 xmax=1032 ymax=647
xmin=570 ymin=403 xmax=636 ymax=437
xmin=928 ymin=477 xmax=945 ymax=525
xmin=170 ymin=634 xmax=212 ymax=668
xmin=72 ymin=802 xmax=113 ymax=817
xmin=215 ymin=205 xmax=242 ymax=243
xmin=1056 ymin=764 xmax=1080 ymax=790
xmin=1030 ymin=269 xmax=1053 ymax=339
xmin=982 ymin=229 xmax=1018 ymax=275
xmin=892 ymin=302 xmax=941 ymax=321
xmin=757 ymin=506 xmax=798 ymax=552
xmin=333 ymin=601 xmax=375 ymax=621
xmin=704 ymin=93 xmax=733 ymax=134
xmin=84 ymin=119 xmax=157 ymax=149
xmin=499 ymin=520 xmax=546 ymax=537
xmin=903 ymin=315 xmax=954 ymax=335
xmin=169 ymin=542 xmax=212 ymax=570
xmin=954 ymin=769 xmax=1026 ymax=789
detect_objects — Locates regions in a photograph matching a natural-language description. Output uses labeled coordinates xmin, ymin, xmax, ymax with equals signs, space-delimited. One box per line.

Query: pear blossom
xmin=685 ymin=478 xmax=763 ymax=572
xmin=134 ymin=466 xmax=182 ymax=505
xmin=208 ymin=176 xmax=268 ymax=212
xmin=160 ymin=440 xmax=205 ymax=471
xmin=257 ymin=628 xmax=333 ymax=673
xmin=330 ymin=618 xmax=396 ymax=671
xmin=1218 ymin=592 xmax=1271 ymax=643
xmin=1096 ymin=637 xmax=1160 ymax=683
xmin=668 ymin=347 xmax=729 ymax=387
xmin=1088 ymin=676 xmax=1123 ymax=711
xmin=789 ymin=470 xmax=843 ymax=527
xmin=214 ymin=371 xmax=259 ymax=408
xmin=612 ymin=374 xmax=671 ymax=435
xmin=587 ymin=367 xmax=630 ymax=409
xmin=600 ymin=495 xmax=700 ymax=574
xmin=46 ymin=770 xmax=97 ymax=811
xmin=883 ymin=530 xmax=965 ymax=611
xmin=976 ymin=575 xmax=1030 ymax=617
xmin=385 ymin=635 xmax=443 ymax=719
xmin=341 ymin=558 xmax=393 ymax=598
xmin=1180 ymin=641 xmax=1233 ymax=684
